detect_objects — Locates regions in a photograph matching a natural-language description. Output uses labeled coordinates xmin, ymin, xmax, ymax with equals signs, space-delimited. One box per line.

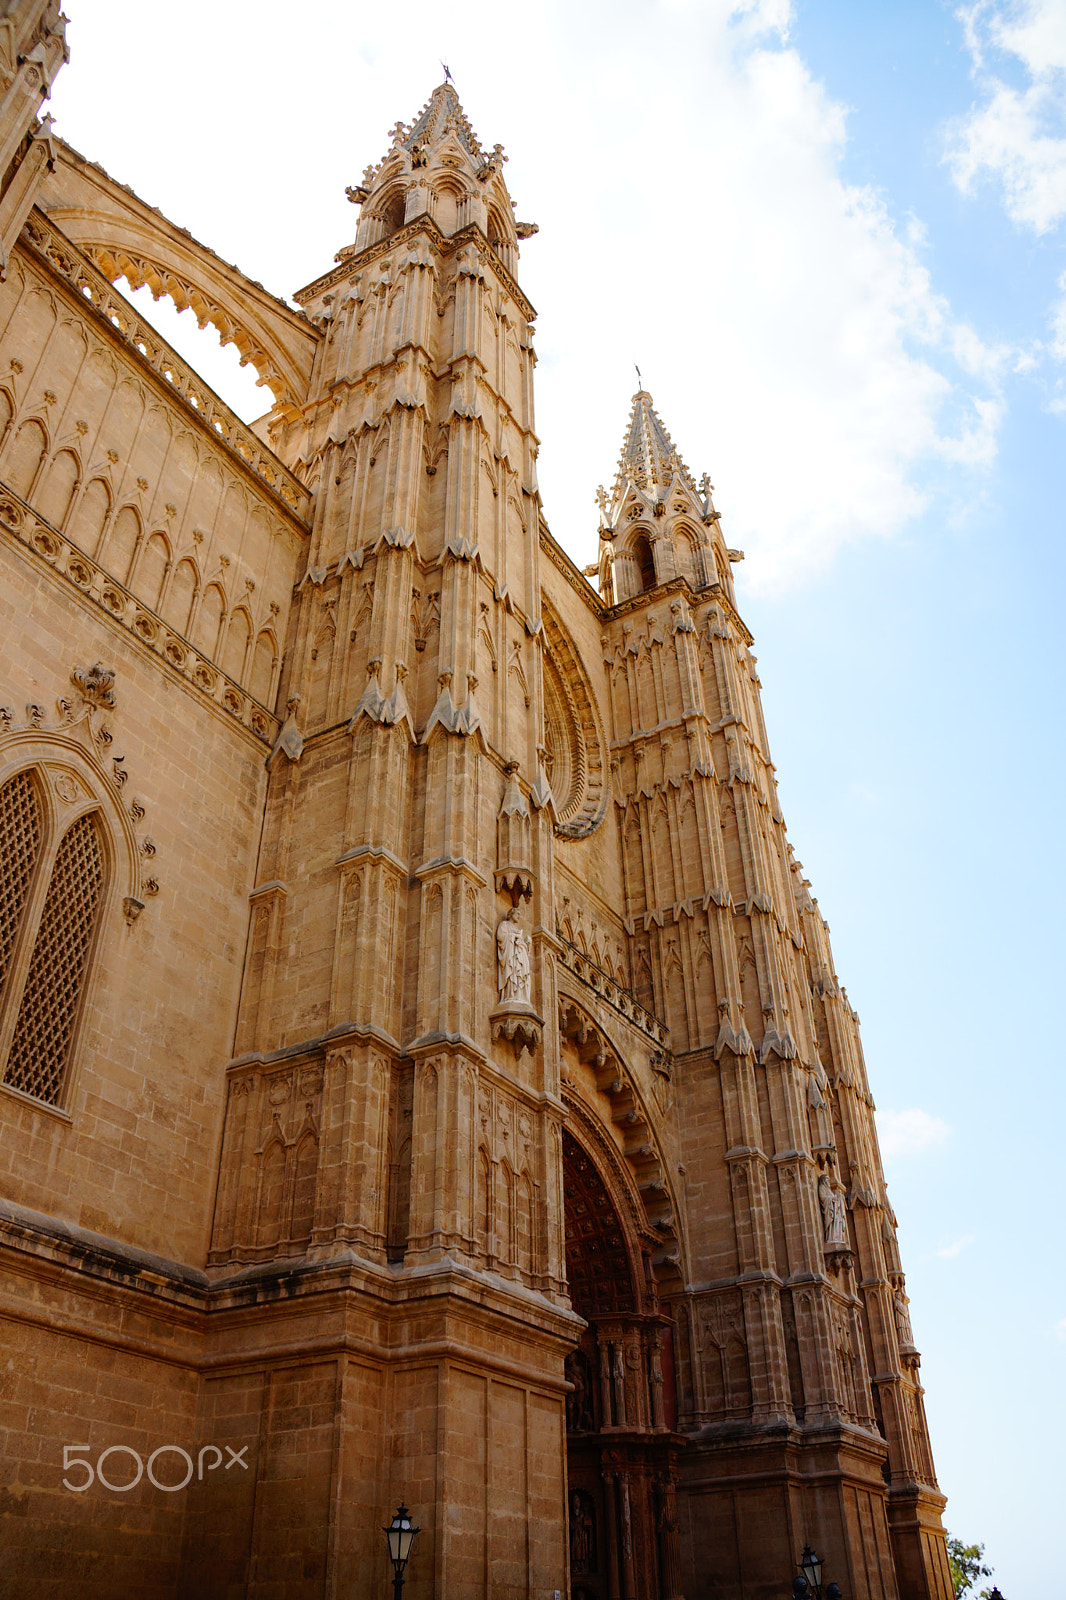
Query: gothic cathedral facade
xmin=0 ymin=8 xmax=953 ymax=1597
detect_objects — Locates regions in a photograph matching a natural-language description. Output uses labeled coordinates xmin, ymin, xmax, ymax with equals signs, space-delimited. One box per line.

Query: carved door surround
xmin=563 ymin=1126 xmax=685 ymax=1600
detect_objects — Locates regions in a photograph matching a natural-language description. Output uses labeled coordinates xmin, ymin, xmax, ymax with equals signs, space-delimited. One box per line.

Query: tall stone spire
xmin=611 ymin=388 xmax=696 ymax=504
xmin=598 ymin=389 xmax=729 ymax=605
xmin=402 ymin=80 xmax=487 ymax=162
xmin=339 ymin=81 xmax=533 ymax=273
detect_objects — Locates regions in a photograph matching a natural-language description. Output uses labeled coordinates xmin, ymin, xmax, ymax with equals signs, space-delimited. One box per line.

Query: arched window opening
xmin=487 ymin=206 xmax=508 ymax=254
xmin=432 ymin=181 xmax=462 ymax=236
xmin=0 ymin=770 xmax=43 ymax=990
xmin=634 ymin=533 xmax=656 ymax=592
xmin=379 ymin=188 xmax=407 ymax=237
xmin=2 ymin=798 xmax=106 ymax=1107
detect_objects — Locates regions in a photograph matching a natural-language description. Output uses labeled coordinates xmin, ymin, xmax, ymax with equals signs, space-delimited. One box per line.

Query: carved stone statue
xmin=894 ymin=1284 xmax=914 ymax=1347
xmin=496 ymin=905 xmax=532 ymax=1005
xmin=569 ymin=1490 xmax=596 ymax=1574
xmin=818 ymin=1172 xmax=848 ymax=1247
xmin=565 ymin=1350 xmax=594 ymax=1433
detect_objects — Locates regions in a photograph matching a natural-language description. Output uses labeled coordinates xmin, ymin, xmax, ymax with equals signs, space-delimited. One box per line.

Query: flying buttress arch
xmin=39 ymin=142 xmax=321 ymax=415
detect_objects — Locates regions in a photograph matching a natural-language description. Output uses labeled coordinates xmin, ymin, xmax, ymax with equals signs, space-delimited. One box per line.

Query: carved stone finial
xmin=71 ymin=663 xmax=116 ymax=710
xmin=269 ymin=698 xmax=305 ymax=770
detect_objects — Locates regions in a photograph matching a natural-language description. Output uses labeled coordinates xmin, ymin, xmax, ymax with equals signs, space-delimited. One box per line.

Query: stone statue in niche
xmin=569 ymin=1489 xmax=596 ymax=1575
xmin=893 ymin=1282 xmax=914 ymax=1347
xmin=497 ymin=905 xmax=532 ymax=1005
xmin=565 ymin=1350 xmax=595 ymax=1433
xmin=818 ymin=1172 xmax=848 ymax=1247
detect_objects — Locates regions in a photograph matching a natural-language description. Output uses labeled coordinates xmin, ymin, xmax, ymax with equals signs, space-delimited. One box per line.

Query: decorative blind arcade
xmin=0 ymin=772 xmax=106 ymax=1106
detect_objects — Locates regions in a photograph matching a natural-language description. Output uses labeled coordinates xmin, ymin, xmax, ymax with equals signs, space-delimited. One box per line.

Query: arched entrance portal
xmin=563 ymin=1129 xmax=684 ymax=1600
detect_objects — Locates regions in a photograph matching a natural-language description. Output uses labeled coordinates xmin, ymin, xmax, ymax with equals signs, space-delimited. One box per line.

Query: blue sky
xmin=48 ymin=3 xmax=1066 ymax=1591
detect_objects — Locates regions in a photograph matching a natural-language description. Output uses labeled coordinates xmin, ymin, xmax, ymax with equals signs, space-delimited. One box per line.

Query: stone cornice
xmin=539 ymin=517 xmax=604 ymax=615
xmin=294 ymin=216 xmax=537 ymax=325
xmin=606 ymin=574 xmax=755 ymax=648
xmin=0 ymin=1198 xmax=584 ymax=1351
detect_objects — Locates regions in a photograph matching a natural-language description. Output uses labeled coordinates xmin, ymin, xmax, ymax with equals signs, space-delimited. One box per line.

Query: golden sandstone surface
xmin=0 ymin=7 xmax=952 ymax=1596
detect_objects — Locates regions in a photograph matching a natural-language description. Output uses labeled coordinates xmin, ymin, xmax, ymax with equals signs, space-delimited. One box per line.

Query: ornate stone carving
xmin=818 ymin=1171 xmax=847 ymax=1243
xmin=497 ymin=906 xmax=531 ymax=1005
xmin=893 ymin=1278 xmax=916 ymax=1349
xmin=268 ymin=696 xmax=305 ymax=769
xmin=491 ymin=905 xmax=542 ymax=1057
xmin=70 ymin=662 xmax=116 ymax=711
xmin=568 ymin=1489 xmax=596 ymax=1575
xmin=495 ymin=762 xmax=533 ymax=901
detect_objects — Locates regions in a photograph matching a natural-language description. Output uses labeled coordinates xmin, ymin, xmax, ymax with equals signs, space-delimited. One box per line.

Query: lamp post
xmin=384 ymin=1503 xmax=420 ymax=1600
xmin=792 ymin=1544 xmax=843 ymax=1600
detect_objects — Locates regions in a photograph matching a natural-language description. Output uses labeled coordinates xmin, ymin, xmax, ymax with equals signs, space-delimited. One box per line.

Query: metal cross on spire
xmin=634 ymin=362 xmax=642 ymax=389
xmin=440 ymin=61 xmax=453 ymax=83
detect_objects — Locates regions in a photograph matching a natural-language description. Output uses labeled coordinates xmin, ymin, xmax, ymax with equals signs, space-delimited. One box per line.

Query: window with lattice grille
xmin=0 ymin=767 xmax=108 ymax=1107
xmin=0 ymin=771 xmax=43 ymax=990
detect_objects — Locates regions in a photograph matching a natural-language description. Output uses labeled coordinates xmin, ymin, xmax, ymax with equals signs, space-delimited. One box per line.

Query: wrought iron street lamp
xmin=792 ymin=1544 xmax=842 ymax=1600
xmin=384 ymin=1503 xmax=420 ymax=1600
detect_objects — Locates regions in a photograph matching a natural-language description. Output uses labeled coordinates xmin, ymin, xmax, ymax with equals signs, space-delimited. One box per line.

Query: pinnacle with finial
xmin=611 ymin=388 xmax=695 ymax=503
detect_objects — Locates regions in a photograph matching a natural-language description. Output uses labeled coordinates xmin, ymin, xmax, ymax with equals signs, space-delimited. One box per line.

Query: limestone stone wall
xmin=0 ymin=542 xmax=271 ymax=1262
xmin=0 ymin=35 xmax=953 ymax=1595
xmin=0 ymin=222 xmax=308 ymax=718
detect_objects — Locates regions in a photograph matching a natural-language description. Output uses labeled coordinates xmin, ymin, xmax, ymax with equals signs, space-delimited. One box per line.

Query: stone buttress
xmin=210 ymin=83 xmax=576 ymax=1597
xmin=593 ymin=389 xmax=951 ymax=1597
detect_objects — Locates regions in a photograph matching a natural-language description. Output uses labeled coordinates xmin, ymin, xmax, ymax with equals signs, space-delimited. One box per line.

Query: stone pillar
xmin=650 ymin=1328 xmax=666 ymax=1431
xmin=603 ymin=1470 xmax=622 ymax=1600
xmin=598 ymin=1330 xmax=614 ymax=1428
xmin=619 ymin=1470 xmax=637 ymax=1600
xmin=657 ymin=1475 xmax=684 ymax=1600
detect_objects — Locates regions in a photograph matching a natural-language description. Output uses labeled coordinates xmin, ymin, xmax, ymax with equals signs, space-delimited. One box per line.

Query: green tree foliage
xmin=946 ymin=1535 xmax=994 ymax=1598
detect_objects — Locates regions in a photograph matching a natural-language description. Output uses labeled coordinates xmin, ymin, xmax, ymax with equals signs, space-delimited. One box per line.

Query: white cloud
xmin=946 ymin=3 xmax=1066 ymax=384
xmin=875 ymin=1107 xmax=951 ymax=1166
xmin=947 ymin=2 xmax=1066 ymax=233
xmin=1054 ymin=1316 xmax=1066 ymax=1339
xmin=936 ymin=1233 xmax=976 ymax=1259
xmin=48 ymin=0 xmax=1011 ymax=590
xmin=1052 ymin=268 xmax=1066 ymax=355
xmin=527 ymin=4 xmax=1011 ymax=589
